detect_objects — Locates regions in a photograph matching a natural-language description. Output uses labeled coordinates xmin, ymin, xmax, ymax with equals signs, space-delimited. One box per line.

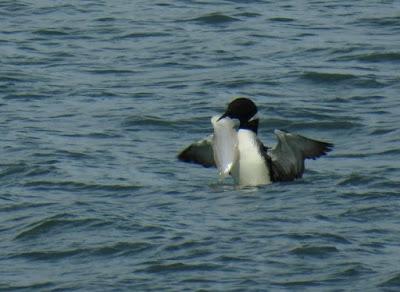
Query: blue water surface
xmin=1 ymin=1 xmax=400 ymax=291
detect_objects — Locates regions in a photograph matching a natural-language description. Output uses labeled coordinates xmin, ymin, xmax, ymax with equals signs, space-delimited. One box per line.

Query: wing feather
xmin=268 ymin=130 xmax=333 ymax=181
xmin=177 ymin=135 xmax=215 ymax=168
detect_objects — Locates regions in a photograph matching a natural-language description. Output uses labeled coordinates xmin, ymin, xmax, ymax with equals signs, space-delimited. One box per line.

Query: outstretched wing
xmin=178 ymin=116 xmax=238 ymax=173
xmin=267 ymin=130 xmax=333 ymax=182
xmin=177 ymin=135 xmax=215 ymax=168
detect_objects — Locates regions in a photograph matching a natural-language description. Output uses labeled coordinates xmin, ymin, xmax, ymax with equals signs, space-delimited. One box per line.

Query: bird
xmin=177 ymin=97 xmax=333 ymax=186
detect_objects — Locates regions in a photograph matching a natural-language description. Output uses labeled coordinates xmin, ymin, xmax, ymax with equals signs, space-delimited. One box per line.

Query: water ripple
xmin=290 ymin=245 xmax=339 ymax=258
xmin=302 ymin=71 xmax=357 ymax=83
xmin=358 ymin=16 xmax=400 ymax=28
xmin=336 ymin=52 xmax=400 ymax=63
xmin=379 ymin=273 xmax=400 ymax=288
xmin=13 ymin=241 xmax=154 ymax=260
xmin=116 ymin=32 xmax=171 ymax=39
xmin=185 ymin=13 xmax=240 ymax=25
xmin=14 ymin=214 xmax=101 ymax=240
xmin=140 ymin=262 xmax=223 ymax=274
xmin=23 ymin=180 xmax=142 ymax=192
xmin=1 ymin=0 xmax=400 ymax=290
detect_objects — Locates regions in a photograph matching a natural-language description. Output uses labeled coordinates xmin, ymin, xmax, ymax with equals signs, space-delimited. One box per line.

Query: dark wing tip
xmin=308 ymin=141 xmax=334 ymax=160
xmin=177 ymin=142 xmax=215 ymax=168
xmin=177 ymin=146 xmax=190 ymax=162
xmin=325 ymin=142 xmax=334 ymax=152
xmin=177 ymin=145 xmax=196 ymax=163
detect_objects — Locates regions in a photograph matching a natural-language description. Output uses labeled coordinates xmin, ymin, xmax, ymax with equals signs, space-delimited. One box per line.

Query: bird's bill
xmin=217 ymin=112 xmax=229 ymax=121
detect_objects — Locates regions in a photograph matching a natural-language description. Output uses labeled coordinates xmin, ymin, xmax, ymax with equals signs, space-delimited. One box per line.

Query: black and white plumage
xmin=178 ymin=98 xmax=333 ymax=186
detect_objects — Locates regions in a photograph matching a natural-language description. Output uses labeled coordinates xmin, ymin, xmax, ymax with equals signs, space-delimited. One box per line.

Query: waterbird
xmin=178 ymin=97 xmax=333 ymax=186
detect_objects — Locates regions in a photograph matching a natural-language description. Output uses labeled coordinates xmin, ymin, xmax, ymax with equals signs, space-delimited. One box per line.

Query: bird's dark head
xmin=218 ymin=97 xmax=258 ymax=123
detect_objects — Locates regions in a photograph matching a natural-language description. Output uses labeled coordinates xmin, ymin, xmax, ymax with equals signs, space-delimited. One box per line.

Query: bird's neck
xmin=239 ymin=118 xmax=259 ymax=134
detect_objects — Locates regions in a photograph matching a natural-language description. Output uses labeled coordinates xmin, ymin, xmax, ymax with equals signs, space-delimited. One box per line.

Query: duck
xmin=178 ymin=97 xmax=333 ymax=186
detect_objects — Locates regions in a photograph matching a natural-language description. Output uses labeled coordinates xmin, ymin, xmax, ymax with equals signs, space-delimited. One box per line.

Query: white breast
xmin=231 ymin=129 xmax=271 ymax=186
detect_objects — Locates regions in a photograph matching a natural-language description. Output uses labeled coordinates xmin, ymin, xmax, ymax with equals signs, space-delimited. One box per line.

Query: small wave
xmin=15 ymin=248 xmax=84 ymax=260
xmin=84 ymin=68 xmax=137 ymax=75
xmin=55 ymin=149 xmax=94 ymax=160
xmin=287 ymin=232 xmax=351 ymax=244
xmin=379 ymin=272 xmax=400 ymax=287
xmin=122 ymin=115 xmax=205 ymax=132
xmin=185 ymin=13 xmax=240 ymax=25
xmin=349 ymin=95 xmax=386 ymax=102
xmin=141 ymin=262 xmax=222 ymax=273
xmin=33 ymin=29 xmax=70 ymax=36
xmin=373 ymin=149 xmax=400 ymax=156
xmin=289 ymin=120 xmax=363 ymax=131
xmin=263 ymin=118 xmax=293 ymax=129
xmin=122 ymin=115 xmax=178 ymax=131
xmin=179 ymin=278 xmax=218 ymax=284
xmin=116 ymin=32 xmax=171 ymax=39
xmin=221 ymin=78 xmax=258 ymax=88
xmin=137 ymin=224 xmax=166 ymax=235
xmin=370 ymin=128 xmax=397 ymax=135
xmin=340 ymin=206 xmax=394 ymax=221
xmin=290 ymin=245 xmax=339 ymax=258
xmin=235 ymin=12 xmax=262 ymax=18
xmin=337 ymin=149 xmax=400 ymax=160
xmin=340 ymin=190 xmax=399 ymax=201
xmin=333 ymin=263 xmax=374 ymax=278
xmin=60 ymin=132 xmax=123 ymax=139
xmin=302 ymin=71 xmax=384 ymax=88
xmin=302 ymin=71 xmax=356 ymax=83
xmin=1 ymin=163 xmax=57 ymax=180
xmin=270 ymin=17 xmax=295 ymax=22
xmin=4 ymin=93 xmax=49 ymax=100
xmin=0 ymin=202 xmax=55 ymax=212
xmin=27 ymin=166 xmax=59 ymax=178
xmin=93 ymin=241 xmax=154 ymax=256
xmin=95 ymin=17 xmax=116 ymax=22
xmin=273 ymin=279 xmax=320 ymax=288
xmin=0 ymin=162 xmax=28 ymax=178
xmin=24 ymin=180 xmax=142 ymax=192
xmin=371 ymin=179 xmax=400 ymax=190
xmin=0 ymin=1 xmax=29 ymax=11
xmin=0 ymin=281 xmax=54 ymax=291
xmin=15 ymin=214 xmax=101 ymax=240
xmin=337 ymin=173 xmax=374 ymax=186
xmin=0 ymin=76 xmax=22 ymax=83
xmin=354 ymin=78 xmax=386 ymax=88
xmin=332 ymin=152 xmax=369 ymax=158
xmin=14 ymin=241 xmax=154 ymax=261
xmin=358 ymin=16 xmax=400 ymax=28
xmin=217 ymin=255 xmax=250 ymax=263
xmin=202 ymin=78 xmax=260 ymax=89
xmin=338 ymin=52 xmax=400 ymax=63
xmin=164 ymin=240 xmax=212 ymax=252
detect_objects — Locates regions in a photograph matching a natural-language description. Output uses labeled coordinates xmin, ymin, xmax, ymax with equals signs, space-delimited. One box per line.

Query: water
xmin=1 ymin=0 xmax=400 ymax=290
